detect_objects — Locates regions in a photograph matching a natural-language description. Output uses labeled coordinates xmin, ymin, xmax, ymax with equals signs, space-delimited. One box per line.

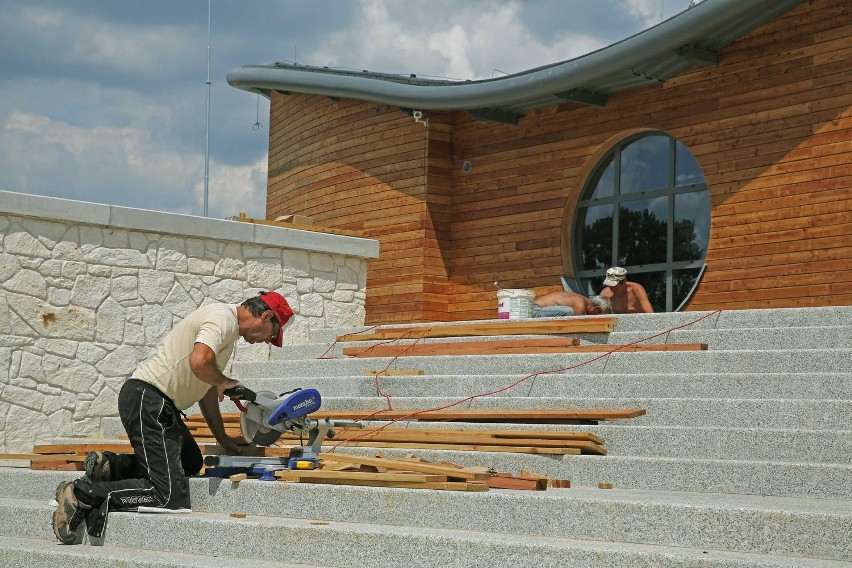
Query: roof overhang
xmin=227 ymin=0 xmax=805 ymax=118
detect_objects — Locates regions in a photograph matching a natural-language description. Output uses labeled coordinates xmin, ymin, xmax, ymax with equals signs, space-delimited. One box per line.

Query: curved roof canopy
xmin=227 ymin=0 xmax=804 ymax=123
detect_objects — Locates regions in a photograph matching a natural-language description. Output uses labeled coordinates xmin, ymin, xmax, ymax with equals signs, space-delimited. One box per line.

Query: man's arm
xmin=188 ymin=342 xmax=240 ymax=397
xmin=189 ymin=342 xmax=243 ymax=454
xmin=198 ymin=386 xmax=243 ymax=455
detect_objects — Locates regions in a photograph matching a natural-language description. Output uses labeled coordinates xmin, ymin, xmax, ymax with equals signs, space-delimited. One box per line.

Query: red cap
xmin=258 ymin=291 xmax=293 ymax=347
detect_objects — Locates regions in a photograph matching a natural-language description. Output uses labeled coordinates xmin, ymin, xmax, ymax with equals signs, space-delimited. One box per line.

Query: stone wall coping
xmin=0 ymin=189 xmax=379 ymax=259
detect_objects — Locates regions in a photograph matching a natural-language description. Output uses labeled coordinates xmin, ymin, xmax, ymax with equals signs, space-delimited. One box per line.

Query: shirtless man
xmin=533 ymin=291 xmax=612 ymax=317
xmin=598 ymin=267 xmax=654 ymax=313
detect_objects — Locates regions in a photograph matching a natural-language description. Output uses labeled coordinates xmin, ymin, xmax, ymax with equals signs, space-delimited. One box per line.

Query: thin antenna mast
xmin=203 ymin=0 xmax=212 ymax=217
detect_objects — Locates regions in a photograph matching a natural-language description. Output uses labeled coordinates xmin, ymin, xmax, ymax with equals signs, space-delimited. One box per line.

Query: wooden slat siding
xmin=265 ymin=0 xmax=851 ymax=322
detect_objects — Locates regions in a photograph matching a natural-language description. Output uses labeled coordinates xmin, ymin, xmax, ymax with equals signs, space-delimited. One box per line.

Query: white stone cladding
xmin=0 ymin=190 xmax=379 ymax=453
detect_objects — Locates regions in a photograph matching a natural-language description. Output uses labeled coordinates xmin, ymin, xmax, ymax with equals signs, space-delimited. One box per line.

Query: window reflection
xmin=577 ymin=204 xmax=612 ymax=270
xmin=620 ymin=136 xmax=669 ymax=194
xmin=673 ymin=268 xmax=702 ymax=309
xmin=618 ymin=197 xmax=667 ymax=265
xmin=675 ymin=144 xmax=703 ymax=186
xmin=674 ymin=192 xmax=710 ymax=262
xmin=590 ymin=160 xmax=615 ymax=199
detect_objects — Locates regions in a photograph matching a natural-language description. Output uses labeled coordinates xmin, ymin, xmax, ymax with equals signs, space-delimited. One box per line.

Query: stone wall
xmin=0 ymin=190 xmax=379 ymax=452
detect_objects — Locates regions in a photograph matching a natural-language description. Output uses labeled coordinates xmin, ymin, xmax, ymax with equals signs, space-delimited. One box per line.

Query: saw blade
xmin=239 ymin=391 xmax=283 ymax=446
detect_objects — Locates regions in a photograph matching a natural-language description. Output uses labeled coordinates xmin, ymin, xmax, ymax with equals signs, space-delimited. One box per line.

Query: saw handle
xmin=223 ymin=386 xmax=257 ymax=402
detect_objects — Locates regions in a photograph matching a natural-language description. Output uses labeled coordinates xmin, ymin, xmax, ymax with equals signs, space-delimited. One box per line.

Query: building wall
xmin=267 ymin=0 xmax=851 ymax=324
xmin=0 ymin=190 xmax=377 ymax=452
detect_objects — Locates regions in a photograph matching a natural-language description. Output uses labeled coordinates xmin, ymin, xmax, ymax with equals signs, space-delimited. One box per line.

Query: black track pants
xmin=76 ymin=379 xmax=203 ymax=538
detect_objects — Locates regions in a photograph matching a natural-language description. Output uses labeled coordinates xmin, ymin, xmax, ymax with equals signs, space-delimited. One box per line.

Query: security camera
xmin=413 ymin=110 xmax=422 ymax=120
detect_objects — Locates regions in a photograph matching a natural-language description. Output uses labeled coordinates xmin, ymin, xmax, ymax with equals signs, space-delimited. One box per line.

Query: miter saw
xmin=202 ymin=386 xmax=362 ymax=477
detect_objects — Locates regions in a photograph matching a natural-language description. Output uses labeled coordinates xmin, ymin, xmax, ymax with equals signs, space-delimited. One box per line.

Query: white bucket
xmin=497 ymin=289 xmax=535 ymax=319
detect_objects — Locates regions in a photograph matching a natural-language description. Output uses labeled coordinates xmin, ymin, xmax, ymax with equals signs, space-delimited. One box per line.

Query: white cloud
xmin=620 ymin=0 xmax=666 ymax=28
xmin=0 ymin=111 xmax=266 ymax=219
xmin=310 ymin=0 xmax=607 ymax=81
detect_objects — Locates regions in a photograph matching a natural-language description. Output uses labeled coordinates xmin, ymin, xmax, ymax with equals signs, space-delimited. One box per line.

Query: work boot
xmin=84 ymin=451 xmax=111 ymax=482
xmin=52 ymin=481 xmax=90 ymax=545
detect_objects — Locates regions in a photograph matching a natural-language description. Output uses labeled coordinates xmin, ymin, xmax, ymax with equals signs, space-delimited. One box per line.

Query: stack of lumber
xmin=343 ymin=339 xmax=707 ymax=357
xmin=339 ymin=318 xmax=618 ymax=340
xmin=15 ymin=444 xmax=569 ymax=492
xmin=184 ymin=409 xmax=644 ymax=449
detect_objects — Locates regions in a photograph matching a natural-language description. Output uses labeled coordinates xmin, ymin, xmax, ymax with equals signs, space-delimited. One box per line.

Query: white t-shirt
xmin=134 ymin=303 xmax=239 ymax=409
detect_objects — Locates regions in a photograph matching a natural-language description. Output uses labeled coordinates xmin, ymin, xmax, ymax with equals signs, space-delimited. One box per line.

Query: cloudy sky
xmin=0 ymin=0 xmax=694 ymax=220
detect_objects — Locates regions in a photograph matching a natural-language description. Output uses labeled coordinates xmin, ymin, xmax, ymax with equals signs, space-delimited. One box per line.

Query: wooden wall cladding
xmin=266 ymin=0 xmax=851 ymax=324
xmin=266 ymin=96 xmax=454 ymax=323
xmin=446 ymin=0 xmax=851 ymax=319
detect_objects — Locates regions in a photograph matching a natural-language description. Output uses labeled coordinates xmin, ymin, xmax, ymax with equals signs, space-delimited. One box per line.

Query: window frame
xmin=571 ymin=131 xmax=709 ymax=312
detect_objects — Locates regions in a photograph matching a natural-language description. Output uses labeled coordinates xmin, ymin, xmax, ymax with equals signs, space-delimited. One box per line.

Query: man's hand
xmin=216 ymin=380 xmax=242 ymax=402
xmin=218 ymin=436 xmax=247 ymax=456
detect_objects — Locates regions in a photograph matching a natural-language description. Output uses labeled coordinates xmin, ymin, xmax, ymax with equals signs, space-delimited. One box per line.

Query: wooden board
xmin=309 ymin=408 xmax=645 ymax=423
xmin=315 ymin=453 xmax=490 ymax=481
xmin=234 ymin=213 xmax=364 ymax=238
xmin=190 ymin=408 xmax=644 ymax=425
xmin=339 ymin=318 xmax=617 ymax=341
xmin=320 ymin=441 xmax=583 ymax=455
xmin=487 ymin=474 xmax=548 ymax=491
xmin=276 ymin=470 xmax=447 ymax=483
xmin=342 ymin=340 xmax=707 ymax=357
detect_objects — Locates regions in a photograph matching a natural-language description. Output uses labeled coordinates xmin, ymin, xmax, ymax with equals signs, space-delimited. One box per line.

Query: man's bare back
xmin=533 ymin=291 xmax=588 ymax=314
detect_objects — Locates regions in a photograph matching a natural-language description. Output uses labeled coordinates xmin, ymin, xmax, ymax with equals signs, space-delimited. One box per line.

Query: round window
xmin=572 ymin=132 xmax=710 ymax=311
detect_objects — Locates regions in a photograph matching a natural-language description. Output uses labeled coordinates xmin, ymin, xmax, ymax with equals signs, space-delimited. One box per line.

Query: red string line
xmin=316 ymin=325 xmax=381 ymax=359
xmin=326 ymin=309 xmax=723 ymax=452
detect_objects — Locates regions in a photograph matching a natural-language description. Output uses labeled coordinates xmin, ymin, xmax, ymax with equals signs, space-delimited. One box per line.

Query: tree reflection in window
xmin=572 ymin=132 xmax=709 ymax=311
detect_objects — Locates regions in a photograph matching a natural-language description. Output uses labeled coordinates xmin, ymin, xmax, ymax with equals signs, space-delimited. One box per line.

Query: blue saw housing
xmin=266 ymin=388 xmax=322 ymax=427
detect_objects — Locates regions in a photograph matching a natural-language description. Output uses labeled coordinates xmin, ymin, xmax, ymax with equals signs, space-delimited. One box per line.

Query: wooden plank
xmin=234 ymin=214 xmax=364 ymax=238
xmin=343 ymin=341 xmax=708 ymax=357
xmin=276 ymin=470 xmax=447 ymax=483
xmin=311 ymin=409 xmax=645 ymax=423
xmin=0 ymin=453 xmax=87 ymax=462
xmin=316 ymin=453 xmax=490 ymax=481
xmin=193 ymin=409 xmax=644 ymax=425
xmin=325 ymin=441 xmax=583 ymax=455
xmin=487 ymin=475 xmax=548 ymax=491
xmin=33 ymin=444 xmax=134 ymax=455
xmin=275 ymin=431 xmax=605 ymax=454
xmin=339 ymin=318 xmax=617 ymax=341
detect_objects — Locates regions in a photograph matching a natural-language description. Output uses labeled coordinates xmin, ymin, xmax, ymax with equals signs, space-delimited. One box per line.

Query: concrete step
xmin=303 ymin=307 xmax=852 ymax=345
xmin=311 ymin=396 xmax=852 ymax=430
xmin=2 ymin=498 xmax=846 ymax=568
xmin=279 ymin=326 xmax=852 ymax=360
xmin=6 ymin=469 xmax=850 ymax=563
xmin=0 ymin=534 xmax=324 ymax=568
xmin=238 ymin=372 xmax=852 ymax=401
xmin=236 ymin=348 xmax=852 ymax=378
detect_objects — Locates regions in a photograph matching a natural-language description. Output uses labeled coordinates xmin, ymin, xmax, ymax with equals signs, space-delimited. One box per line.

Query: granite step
xmin=309 ymin=396 xmax=852 ymax=430
xmin=1 ymin=499 xmax=846 ymax=568
xmin=236 ymin=348 xmax=852 ymax=378
xmin=277 ymin=326 xmax=852 ymax=360
xmin=4 ymin=470 xmax=850 ymax=563
xmin=0 ymin=534 xmax=326 ymax=568
xmin=237 ymin=372 xmax=852 ymax=401
xmin=302 ymin=306 xmax=852 ymax=345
